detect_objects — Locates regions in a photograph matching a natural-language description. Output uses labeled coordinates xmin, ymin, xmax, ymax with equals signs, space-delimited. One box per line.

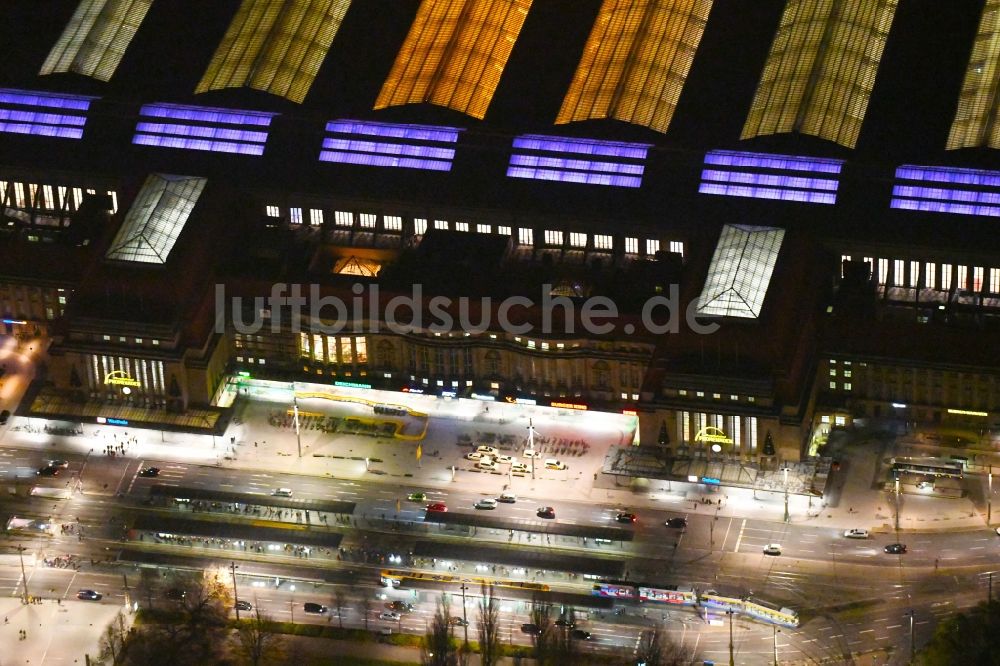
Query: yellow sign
xmin=104 ymin=370 xmax=141 ymax=388
xmin=694 ymin=426 xmax=733 ymax=445
xmin=947 ymin=408 xmax=988 ymax=417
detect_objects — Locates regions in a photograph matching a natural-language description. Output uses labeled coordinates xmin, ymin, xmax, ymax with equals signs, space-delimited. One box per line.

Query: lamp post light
xmin=16 ymin=544 xmax=29 ymax=604
xmin=773 ymin=626 xmax=780 ymax=666
xmin=293 ymin=395 xmax=302 ymax=458
xmin=895 ymin=477 xmax=901 ymax=533
xmin=782 ymin=467 xmax=790 ymax=524
xmin=988 ymin=469 xmax=993 ymax=525
xmin=230 ymin=562 xmax=241 ymax=621
xmin=526 ymin=419 xmax=537 ymax=481
xmin=459 ymin=585 xmax=470 ymax=648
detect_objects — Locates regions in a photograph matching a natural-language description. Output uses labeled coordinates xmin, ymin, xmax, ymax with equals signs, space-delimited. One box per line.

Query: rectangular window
xmin=925 ymin=262 xmax=936 ymax=289
xmin=594 ymin=234 xmax=612 ymax=250
xmin=829 ymin=381 xmax=836 ymax=390
xmin=909 ymin=261 xmax=920 ymax=288
xmin=877 ymin=258 xmax=889 ymax=284
xmin=326 ymin=336 xmax=337 ymax=364
xmin=289 ymin=207 xmax=302 ymax=225
xmin=498 ymin=225 xmax=511 ymax=235
xmin=14 ymin=182 xmax=25 ymax=207
xmin=990 ymin=268 xmax=1000 ymax=293
xmin=300 ymin=332 xmax=310 ymax=358
xmin=414 ymin=218 xmax=428 ymax=235
xmin=518 ymin=228 xmax=534 ymax=246
xmin=844 ymin=382 xmax=852 ymax=391
xmin=942 ymin=263 xmax=952 ymax=290
xmin=454 ymin=221 xmax=469 ymax=232
xmin=569 ymin=232 xmax=586 ymax=247
xmin=973 ymin=266 xmax=984 ymax=291
xmin=433 ymin=219 xmax=449 ymax=230
xmin=42 ymin=185 xmax=54 ymax=209
xmin=384 ymin=215 xmax=402 ymax=231
xmin=335 ymin=211 xmax=353 ymax=227
xmin=669 ymin=241 xmax=684 ymax=256
xmin=309 ymin=208 xmax=324 ymax=226
xmin=359 ymin=213 xmax=377 ymax=228
xmin=477 ymin=224 xmax=491 ymax=234
xmin=340 ymin=337 xmax=353 ymax=365
xmin=958 ymin=265 xmax=968 ymax=290
xmin=544 ymin=230 xmax=563 ymax=246
xmin=312 ymin=334 xmax=324 ymax=362
xmin=625 ymin=237 xmax=638 ymax=254
xmin=893 ymin=259 xmax=905 ymax=287
xmin=646 ymin=239 xmax=660 ymax=255
xmin=748 ymin=416 xmax=757 ymax=452
xmin=355 ymin=336 xmax=367 ymax=364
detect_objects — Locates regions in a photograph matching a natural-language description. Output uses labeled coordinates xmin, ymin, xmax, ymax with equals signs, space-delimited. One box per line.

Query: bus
xmin=30 ymin=486 xmax=72 ymax=500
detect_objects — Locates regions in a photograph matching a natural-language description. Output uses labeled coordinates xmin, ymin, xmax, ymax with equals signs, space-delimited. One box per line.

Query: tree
xmin=634 ymin=623 xmax=693 ymax=666
xmin=356 ymin=590 xmax=373 ymax=630
xmin=98 ymin=610 xmax=131 ymax=665
xmin=232 ymin=607 xmax=285 ymax=666
xmin=332 ymin=586 xmax=348 ymax=629
xmin=422 ymin=595 xmax=457 ymax=666
xmin=529 ymin=596 xmax=556 ymax=665
xmin=920 ymin=600 xmax=1000 ymax=665
xmin=477 ymin=584 xmax=502 ymax=666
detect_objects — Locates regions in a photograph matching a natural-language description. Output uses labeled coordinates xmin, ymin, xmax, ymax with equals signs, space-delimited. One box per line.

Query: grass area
xmin=296 ymin=656 xmax=418 ymax=666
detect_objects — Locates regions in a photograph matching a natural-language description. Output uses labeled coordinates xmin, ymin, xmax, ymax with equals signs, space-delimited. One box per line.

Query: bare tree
xmin=634 ymin=623 xmax=693 ymax=666
xmin=98 ymin=610 xmax=130 ymax=665
xmin=356 ymin=590 xmax=373 ymax=630
xmin=529 ymin=595 xmax=556 ymax=664
xmin=422 ymin=595 xmax=458 ymax=666
xmin=333 ymin=586 xmax=348 ymax=629
xmin=477 ymin=583 xmax=501 ymax=666
xmin=232 ymin=607 xmax=284 ymax=666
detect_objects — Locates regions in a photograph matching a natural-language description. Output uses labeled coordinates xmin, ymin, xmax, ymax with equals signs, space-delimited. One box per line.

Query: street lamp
xmin=782 ymin=467 xmax=790 ymax=524
xmin=894 ymin=477 xmax=901 ymax=532
xmin=988 ymin=469 xmax=993 ymax=525
xmin=230 ymin=562 xmax=241 ymax=621
xmin=773 ymin=626 xmax=780 ymax=666
xmin=16 ymin=544 xmax=29 ymax=604
xmin=526 ymin=419 xmax=537 ymax=481
xmin=293 ymin=394 xmax=302 ymax=458
xmin=458 ymin=585 xmax=470 ymax=648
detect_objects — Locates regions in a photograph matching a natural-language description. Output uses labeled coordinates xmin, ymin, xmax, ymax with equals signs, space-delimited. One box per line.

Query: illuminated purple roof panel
xmin=891 ymin=164 xmax=1000 ymax=217
xmin=133 ymin=103 xmax=277 ymax=156
xmin=0 ymin=88 xmax=96 ymax=139
xmin=319 ymin=119 xmax=462 ymax=171
xmin=699 ymin=150 xmax=844 ymax=205
xmin=507 ymin=134 xmax=651 ymax=188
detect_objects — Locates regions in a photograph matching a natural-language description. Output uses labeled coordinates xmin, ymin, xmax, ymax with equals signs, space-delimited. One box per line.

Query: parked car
xmin=476 ymin=445 xmax=499 ymax=456
xmin=303 ymin=602 xmax=328 ymax=614
xmin=521 ymin=623 xmax=541 ymax=635
xmin=523 ymin=449 xmax=542 ymax=458
xmin=477 ymin=457 xmax=498 ymax=471
xmin=138 ymin=467 xmax=160 ymax=477
xmin=465 ymin=451 xmax=484 ymax=461
xmin=665 ymin=517 xmax=688 ymax=528
xmin=272 ymin=488 xmax=293 ymax=497
xmin=495 ymin=454 xmax=514 ymax=464
xmin=843 ymin=528 xmax=869 ymax=539
xmin=537 ymin=506 xmax=556 ymax=519
xmin=449 ymin=616 xmax=469 ymax=626
xmin=235 ymin=600 xmax=252 ymax=611
xmin=77 ymin=589 xmax=102 ymax=601
xmin=37 ymin=466 xmax=60 ymax=477
xmin=544 ymin=458 xmax=568 ymax=470
xmin=763 ymin=543 xmax=782 ymax=556
xmin=48 ymin=460 xmax=69 ymax=469
xmin=379 ymin=611 xmax=401 ymax=621
xmin=497 ymin=490 xmax=517 ymax=503
xmin=475 ymin=498 xmax=498 ymax=510
xmin=407 ymin=492 xmax=427 ymax=502
xmin=426 ymin=502 xmax=448 ymax=512
xmin=511 ymin=462 xmax=532 ymax=474
xmin=554 ymin=618 xmax=575 ymax=628
xmin=884 ymin=543 xmax=907 ymax=554
xmin=387 ymin=600 xmax=413 ymax=612
xmin=616 ymin=512 xmax=638 ymax=523
xmin=571 ymin=629 xmax=592 ymax=640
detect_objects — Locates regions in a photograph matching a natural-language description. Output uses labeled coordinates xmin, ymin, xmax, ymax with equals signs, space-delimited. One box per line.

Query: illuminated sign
xmin=701 ymin=477 xmax=721 ymax=485
xmin=891 ymin=403 xmax=907 ymax=409
xmin=441 ymin=390 xmax=457 ymax=398
xmin=515 ymin=398 xmax=537 ymax=406
xmin=948 ymin=408 xmax=988 ymax=417
xmin=237 ymin=371 xmax=251 ymax=378
xmin=551 ymin=402 xmax=587 ymax=411
xmin=471 ymin=393 xmax=495 ymax=401
xmin=402 ymin=387 xmax=423 ymax=394
xmin=104 ymin=370 xmax=141 ymax=388
xmin=97 ymin=416 xmax=129 ymax=426
xmin=335 ymin=381 xmax=371 ymax=389
xmin=2 ymin=318 xmax=26 ymax=325
xmin=694 ymin=427 xmax=733 ymax=445
xmin=622 ymin=409 xmax=638 ymax=416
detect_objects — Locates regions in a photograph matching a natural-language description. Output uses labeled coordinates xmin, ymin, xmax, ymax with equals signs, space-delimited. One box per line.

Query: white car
xmin=523 ymin=449 xmax=542 ymax=458
xmin=763 ymin=543 xmax=782 ymax=556
xmin=477 ymin=458 xmax=498 ymax=471
xmin=465 ymin=451 xmax=484 ymax=461
xmin=843 ymin=528 xmax=869 ymax=539
xmin=496 ymin=454 xmax=514 ymax=464
xmin=272 ymin=488 xmax=293 ymax=497
xmin=497 ymin=490 xmax=517 ymax=503
xmin=511 ymin=462 xmax=531 ymax=474
xmin=379 ymin=611 xmax=401 ymax=621
xmin=476 ymin=445 xmax=499 ymax=456
xmin=475 ymin=498 xmax=498 ymax=510
xmin=544 ymin=458 xmax=567 ymax=470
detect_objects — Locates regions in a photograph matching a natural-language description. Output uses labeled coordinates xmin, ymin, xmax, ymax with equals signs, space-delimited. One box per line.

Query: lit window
xmin=844 ymin=382 xmax=852 ymax=391
xmin=646 ymin=239 xmax=660 ymax=255
xmin=695 ymin=391 xmax=704 ymax=398
xmin=569 ymin=232 xmax=587 ymax=248
xmin=631 ymin=393 xmax=639 ymax=400
xmin=829 ymin=381 xmax=836 ymax=390
xmin=893 ymin=259 xmax=905 ymax=287
xmin=135 ymin=338 xmax=142 ymax=344
xmin=594 ymin=234 xmax=612 ymax=250
xmin=678 ymin=389 xmax=687 ymax=396
xmin=289 ymin=207 xmax=303 ymax=225
xmin=941 ymin=263 xmax=953 ymax=290
xmin=335 ymin=211 xmax=353 ymax=227
xmin=958 ymin=265 xmax=968 ymax=290
xmin=259 ymin=358 xmax=265 ymax=365
xmin=670 ymin=241 xmax=684 ymax=256
xmin=621 ymin=392 xmax=628 ymax=400
xmin=103 ymin=335 xmax=111 ymax=341
xmin=477 ymin=224 xmax=491 ymax=234
xmin=844 ymin=370 xmax=852 ymax=378
xmin=730 ymin=395 xmax=738 ymax=400
xmin=414 ymin=218 xmax=428 ymax=235
xmin=556 ymin=343 xmax=564 ymax=349
xmin=843 ymin=360 xmax=851 ymax=366
xmin=821 ymin=415 xmax=830 ymax=423
xmin=359 ymin=213 xmax=377 ymax=228
xmin=527 ymin=340 xmax=536 ymax=349
xmin=237 ymin=356 xmax=244 ymax=362
xmin=544 ymin=230 xmax=563 ymax=246
xmin=151 ymin=339 xmax=159 ymax=346
xmin=625 ymin=237 xmax=638 ymax=254
xmin=909 ymin=261 xmax=920 ymax=288
xmin=518 ymin=228 xmax=534 ymax=246
xmin=384 ymin=215 xmax=402 ymax=231
xmin=498 ymin=225 xmax=511 ymax=235
xmin=741 ymin=0 xmax=899 ymax=148
xmin=118 ymin=337 xmax=126 ymax=342
xmin=455 ymin=222 xmax=469 ymax=232
xmin=991 ymin=268 xmax=1000 ymax=293
xmin=266 ymin=205 xmax=281 ymax=217
xmin=829 ymin=368 xmax=837 ymax=376
xmin=490 ymin=382 xmax=499 ymax=389
xmin=712 ymin=393 xmax=721 ymax=399
xmin=925 ymin=262 xmax=936 ymax=289
xmin=747 ymin=396 xmax=755 ymax=403
xmin=309 ymin=208 xmax=324 ymax=226
xmin=58 ymin=296 xmax=66 ymax=305
xmin=434 ymin=220 xmax=449 ymax=230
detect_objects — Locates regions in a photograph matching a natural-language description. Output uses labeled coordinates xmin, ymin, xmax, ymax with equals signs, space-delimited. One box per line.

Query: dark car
xmin=449 ymin=616 xmax=469 ymax=627
xmin=387 ymin=600 xmax=413 ymax=613
xmin=48 ymin=459 xmax=69 ymax=469
xmin=521 ymin=623 xmax=541 ymax=635
xmin=554 ymin=618 xmax=575 ymax=628
xmin=77 ymin=589 xmax=102 ymax=601
xmin=537 ymin=506 xmax=556 ymax=519
xmin=884 ymin=543 xmax=907 ymax=554
xmin=37 ymin=466 xmax=60 ymax=477
xmin=0 ymin=410 xmax=9 ymax=425
xmin=665 ymin=517 xmax=688 ymax=528
xmin=138 ymin=467 xmax=160 ymax=477
xmin=571 ymin=629 xmax=592 ymax=640
xmin=165 ymin=588 xmax=186 ymax=600
xmin=616 ymin=512 xmax=637 ymax=523
xmin=235 ymin=600 xmax=252 ymax=611
xmin=304 ymin=602 xmax=329 ymax=614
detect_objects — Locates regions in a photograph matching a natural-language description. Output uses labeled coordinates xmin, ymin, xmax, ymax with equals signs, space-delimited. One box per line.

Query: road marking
xmin=886 ymin=624 xmax=901 ymax=629
xmin=733 ymin=519 xmax=746 ymax=552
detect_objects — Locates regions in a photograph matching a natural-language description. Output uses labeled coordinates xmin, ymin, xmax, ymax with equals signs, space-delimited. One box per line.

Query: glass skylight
xmin=695 ymin=224 xmax=785 ymax=319
xmin=506 ymin=134 xmax=651 ymax=188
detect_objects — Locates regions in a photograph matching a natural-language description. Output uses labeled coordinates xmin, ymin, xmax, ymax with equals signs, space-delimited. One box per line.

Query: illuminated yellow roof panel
xmin=741 ymin=0 xmax=898 ymax=149
xmin=40 ymin=0 xmax=153 ymax=82
xmin=195 ymin=0 xmax=351 ymax=104
xmin=374 ymin=0 xmax=533 ymax=120
xmin=947 ymin=0 xmax=1000 ymax=149
xmin=556 ymin=0 xmax=713 ymax=134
